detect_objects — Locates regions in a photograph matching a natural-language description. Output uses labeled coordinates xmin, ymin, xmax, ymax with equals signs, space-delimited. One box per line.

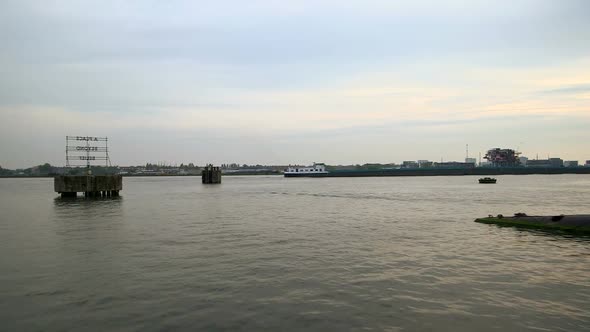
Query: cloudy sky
xmin=1 ymin=0 xmax=589 ymax=168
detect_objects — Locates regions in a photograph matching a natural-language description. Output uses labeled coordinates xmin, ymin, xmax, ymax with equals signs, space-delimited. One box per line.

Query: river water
xmin=1 ymin=175 xmax=589 ymax=331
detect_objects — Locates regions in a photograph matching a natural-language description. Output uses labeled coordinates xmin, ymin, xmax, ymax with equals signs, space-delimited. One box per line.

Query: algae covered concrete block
xmin=202 ymin=165 xmax=222 ymax=184
xmin=54 ymin=175 xmax=123 ymax=193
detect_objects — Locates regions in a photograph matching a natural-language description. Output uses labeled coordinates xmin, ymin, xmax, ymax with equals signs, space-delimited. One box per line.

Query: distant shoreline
xmin=307 ymin=167 xmax=590 ymax=177
xmin=0 ymin=173 xmax=281 ymax=178
xmin=2 ymin=167 xmax=590 ymax=179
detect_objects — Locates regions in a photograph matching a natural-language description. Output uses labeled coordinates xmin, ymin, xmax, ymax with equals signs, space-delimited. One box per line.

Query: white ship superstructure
xmin=284 ymin=163 xmax=328 ymax=177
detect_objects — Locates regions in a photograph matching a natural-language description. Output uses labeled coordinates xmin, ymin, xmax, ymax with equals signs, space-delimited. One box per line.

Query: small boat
xmin=478 ymin=177 xmax=497 ymax=184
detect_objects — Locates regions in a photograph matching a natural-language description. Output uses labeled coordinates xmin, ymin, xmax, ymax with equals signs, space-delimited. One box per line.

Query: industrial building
xmin=484 ymin=148 xmax=521 ymax=167
xmin=434 ymin=162 xmax=475 ymax=169
xmin=402 ymin=161 xmax=419 ymax=168
xmin=527 ymin=158 xmax=564 ymax=168
xmin=417 ymin=160 xmax=433 ymax=168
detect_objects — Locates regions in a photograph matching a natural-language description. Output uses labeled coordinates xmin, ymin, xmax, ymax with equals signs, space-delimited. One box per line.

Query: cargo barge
xmin=283 ymin=165 xmax=590 ymax=178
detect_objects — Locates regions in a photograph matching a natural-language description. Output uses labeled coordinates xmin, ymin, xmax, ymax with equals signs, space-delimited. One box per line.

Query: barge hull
xmin=284 ymin=167 xmax=590 ymax=178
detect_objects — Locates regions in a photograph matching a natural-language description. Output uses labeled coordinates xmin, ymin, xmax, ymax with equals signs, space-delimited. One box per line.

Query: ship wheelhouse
xmin=284 ymin=163 xmax=328 ymax=176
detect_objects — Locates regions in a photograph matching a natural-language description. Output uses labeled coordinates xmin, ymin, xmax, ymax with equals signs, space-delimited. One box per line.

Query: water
xmin=1 ymin=175 xmax=589 ymax=331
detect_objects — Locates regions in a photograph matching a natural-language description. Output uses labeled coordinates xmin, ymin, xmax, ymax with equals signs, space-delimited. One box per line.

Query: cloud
xmin=1 ymin=1 xmax=590 ymax=167
xmin=539 ymin=83 xmax=590 ymax=95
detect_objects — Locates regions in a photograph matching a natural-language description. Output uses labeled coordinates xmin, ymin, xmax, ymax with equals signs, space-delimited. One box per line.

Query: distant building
xmin=484 ymin=148 xmax=521 ymax=167
xmin=465 ymin=158 xmax=476 ymax=164
xmin=402 ymin=161 xmax=419 ymax=168
xmin=526 ymin=160 xmax=550 ymax=167
xmin=434 ymin=162 xmax=475 ymax=169
xmin=364 ymin=163 xmax=385 ymax=170
xmin=479 ymin=161 xmax=493 ymax=168
xmin=519 ymin=156 xmax=528 ymax=166
xmin=586 ymin=160 xmax=590 ymax=167
xmin=417 ymin=160 xmax=433 ymax=168
xmin=564 ymin=161 xmax=579 ymax=167
xmin=527 ymin=158 xmax=563 ymax=168
xmin=553 ymin=159 xmax=564 ymax=167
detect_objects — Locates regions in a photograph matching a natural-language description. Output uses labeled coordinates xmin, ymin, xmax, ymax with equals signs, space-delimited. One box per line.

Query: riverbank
xmin=297 ymin=167 xmax=590 ymax=177
xmin=0 ymin=173 xmax=280 ymax=178
xmin=2 ymin=167 xmax=590 ymax=178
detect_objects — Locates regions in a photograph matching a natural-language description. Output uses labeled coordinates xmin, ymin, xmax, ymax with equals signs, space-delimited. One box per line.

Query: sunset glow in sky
xmin=1 ymin=0 xmax=589 ymax=168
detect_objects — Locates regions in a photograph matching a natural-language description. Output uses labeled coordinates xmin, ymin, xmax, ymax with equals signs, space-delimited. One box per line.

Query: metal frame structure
xmin=65 ymin=136 xmax=112 ymax=171
xmin=484 ymin=148 xmax=521 ymax=167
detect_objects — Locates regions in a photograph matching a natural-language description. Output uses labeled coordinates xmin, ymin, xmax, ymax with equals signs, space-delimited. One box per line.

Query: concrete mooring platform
xmin=54 ymin=175 xmax=123 ymax=197
xmin=202 ymin=165 xmax=222 ymax=184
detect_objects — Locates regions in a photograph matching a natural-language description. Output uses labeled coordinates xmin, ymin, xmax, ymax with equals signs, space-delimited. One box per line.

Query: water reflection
xmin=53 ymin=195 xmax=123 ymax=209
xmin=490 ymin=223 xmax=590 ymax=242
xmin=54 ymin=194 xmax=123 ymax=202
xmin=52 ymin=196 xmax=124 ymax=230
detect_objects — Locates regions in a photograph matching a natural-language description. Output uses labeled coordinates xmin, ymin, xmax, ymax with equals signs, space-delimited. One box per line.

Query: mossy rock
xmin=474 ymin=217 xmax=590 ymax=234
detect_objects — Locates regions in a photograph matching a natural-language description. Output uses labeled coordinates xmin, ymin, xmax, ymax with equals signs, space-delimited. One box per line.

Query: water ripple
xmin=0 ymin=175 xmax=589 ymax=331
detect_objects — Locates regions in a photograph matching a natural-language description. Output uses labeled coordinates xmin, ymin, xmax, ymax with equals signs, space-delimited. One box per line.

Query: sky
xmin=1 ymin=0 xmax=589 ymax=168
